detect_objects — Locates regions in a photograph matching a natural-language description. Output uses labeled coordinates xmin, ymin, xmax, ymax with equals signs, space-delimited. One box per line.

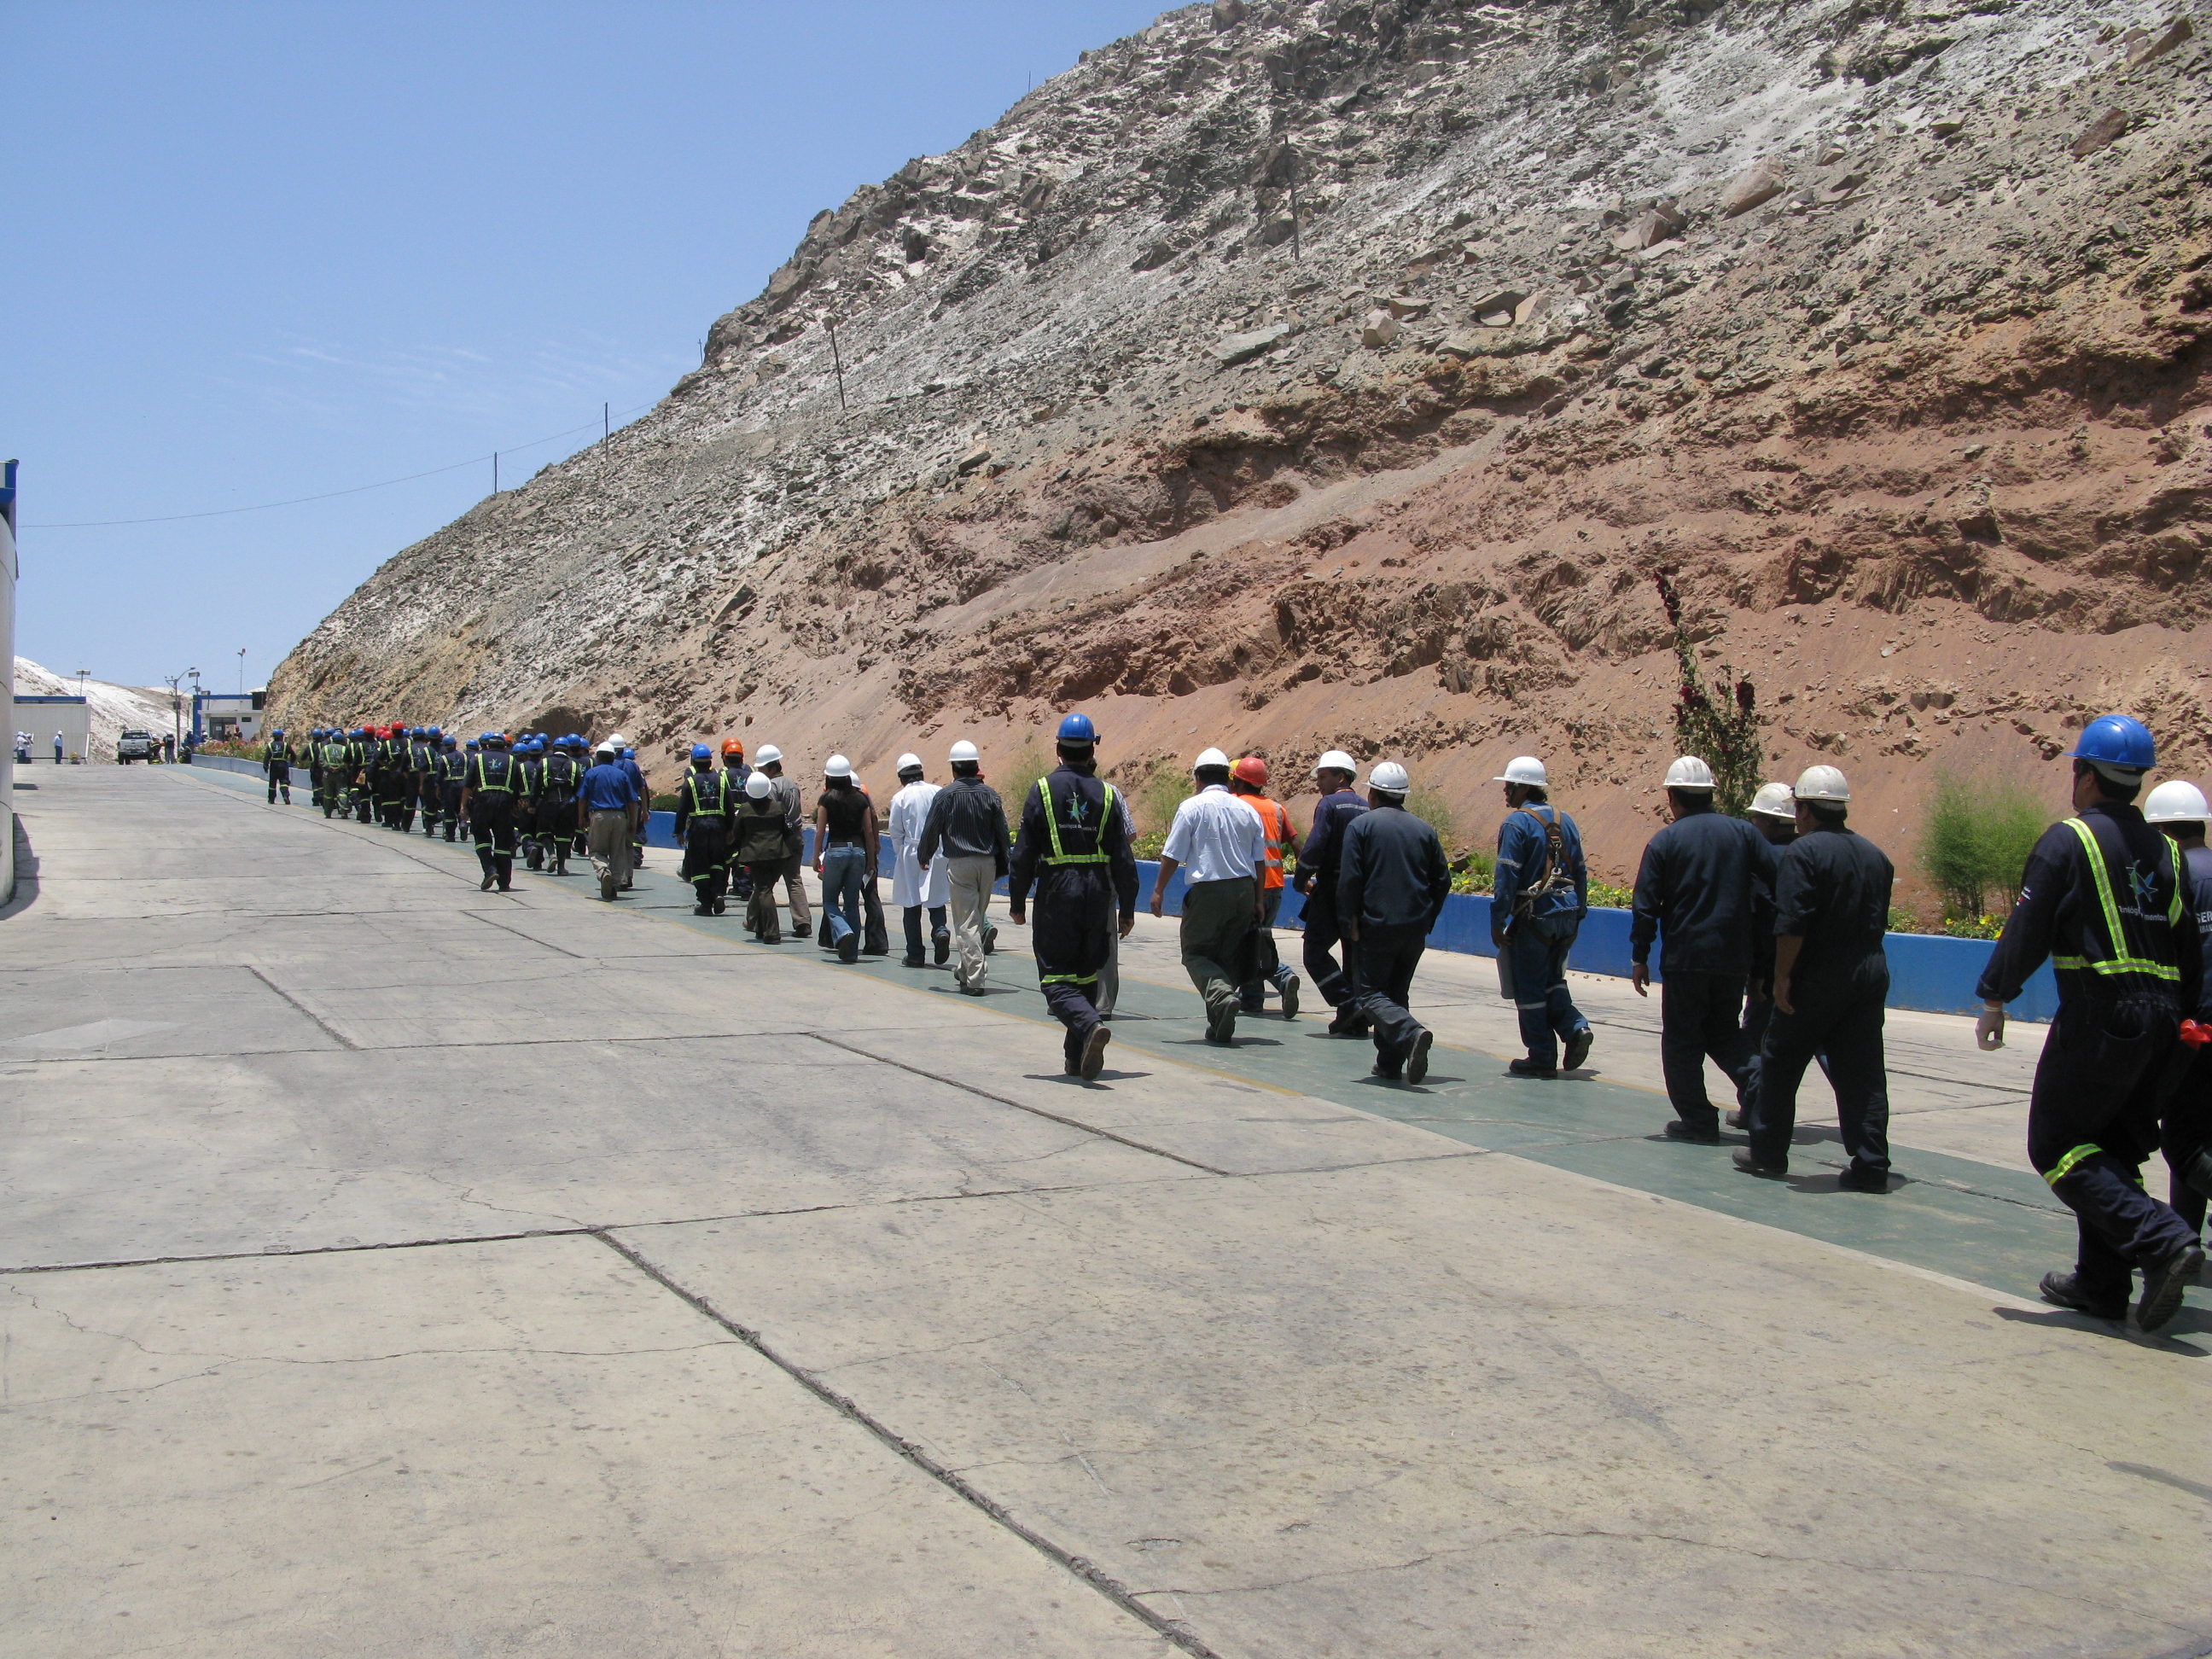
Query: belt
xmin=825 ymin=837 xmax=864 ymax=847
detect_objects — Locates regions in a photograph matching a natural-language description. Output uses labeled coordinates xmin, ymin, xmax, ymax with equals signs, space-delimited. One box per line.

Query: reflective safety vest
xmin=321 ymin=740 xmax=349 ymax=770
xmin=2051 ymin=815 xmax=2186 ymax=992
xmin=541 ymin=753 xmax=580 ymax=797
xmin=683 ymin=769 xmax=732 ymax=819
xmin=469 ymin=752 xmax=519 ymax=795
xmin=1243 ymin=795 xmax=1290 ymax=891
xmin=1042 ymin=777 xmax=1117 ymax=865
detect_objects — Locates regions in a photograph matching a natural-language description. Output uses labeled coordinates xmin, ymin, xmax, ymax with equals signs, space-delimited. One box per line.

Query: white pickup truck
xmin=117 ymin=730 xmax=158 ymax=763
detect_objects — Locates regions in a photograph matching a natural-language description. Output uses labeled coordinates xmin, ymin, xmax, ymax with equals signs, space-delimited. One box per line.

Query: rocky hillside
xmin=270 ymin=0 xmax=2212 ymax=899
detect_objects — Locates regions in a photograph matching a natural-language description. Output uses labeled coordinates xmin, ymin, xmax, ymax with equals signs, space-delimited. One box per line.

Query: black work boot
xmin=2039 ymin=1271 xmax=2127 ymax=1322
xmin=2136 ymin=1243 xmax=2207 ymax=1334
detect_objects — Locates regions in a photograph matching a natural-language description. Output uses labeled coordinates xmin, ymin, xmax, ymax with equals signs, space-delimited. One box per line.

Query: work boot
xmin=902 ymin=955 xmax=924 ymax=969
xmin=2038 ymin=1271 xmax=2127 ymax=1322
xmin=1371 ymin=1059 xmax=1403 ymax=1080
xmin=1732 ymin=1147 xmax=1787 ymax=1179
xmin=1080 ymin=1024 xmax=1112 ymax=1082
xmin=445 ymin=826 xmax=457 ymax=842
xmin=480 ymin=871 xmax=496 ymax=892
xmin=1279 ymin=975 xmax=1300 ymax=1020
xmin=1405 ymin=1029 xmax=1433 ymax=1086
xmin=1726 ymin=1109 xmax=1747 ymax=1129
xmin=1326 ymin=1011 xmax=1371 ymax=1039
xmin=933 ymin=928 xmax=950 ymax=964
xmin=1664 ymin=1120 xmax=1720 ymax=1144
xmin=982 ymin=924 xmax=998 ymax=955
xmin=694 ymin=902 xmax=713 ymax=917
xmin=837 ymin=931 xmax=861 ymax=964
xmin=1836 ymin=1163 xmax=1891 ymax=1193
xmin=1204 ymin=999 xmax=1237 ymax=1046
xmin=1562 ymin=1027 xmax=1594 ymax=1073
xmin=2136 ymin=1243 xmax=2206 ymax=1334
xmin=1508 ymin=1057 xmax=1557 ymax=1080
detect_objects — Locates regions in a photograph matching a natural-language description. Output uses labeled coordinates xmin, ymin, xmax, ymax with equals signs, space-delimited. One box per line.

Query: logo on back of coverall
xmin=2128 ymin=863 xmax=2160 ymax=915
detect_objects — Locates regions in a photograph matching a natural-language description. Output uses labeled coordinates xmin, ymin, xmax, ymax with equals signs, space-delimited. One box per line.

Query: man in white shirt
xmin=887 ymin=753 xmax=950 ymax=967
xmin=1150 ymin=747 xmax=1268 ymax=1045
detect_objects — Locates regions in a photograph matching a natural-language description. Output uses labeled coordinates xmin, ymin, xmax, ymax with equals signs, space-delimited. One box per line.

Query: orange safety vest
xmin=1244 ymin=795 xmax=1290 ymax=890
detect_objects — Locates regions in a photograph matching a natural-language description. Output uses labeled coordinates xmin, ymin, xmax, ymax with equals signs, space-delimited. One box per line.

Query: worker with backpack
xmin=1491 ymin=755 xmax=1594 ymax=1079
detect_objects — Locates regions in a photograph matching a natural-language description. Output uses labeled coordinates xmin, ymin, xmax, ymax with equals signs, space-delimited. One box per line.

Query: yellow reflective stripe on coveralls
xmin=2045 ymin=1143 xmax=2104 ymax=1186
xmin=1039 ymin=780 xmax=1115 ymax=984
xmin=2058 ymin=818 xmax=2181 ymax=982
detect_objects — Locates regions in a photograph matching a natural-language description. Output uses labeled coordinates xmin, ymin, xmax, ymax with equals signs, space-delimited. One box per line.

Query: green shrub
xmin=1919 ymin=771 xmax=2048 ymax=924
xmin=1406 ymin=783 xmax=1460 ymax=853
xmin=1129 ymin=755 xmax=1192 ymax=838
xmin=993 ymin=740 xmax=1050 ymax=821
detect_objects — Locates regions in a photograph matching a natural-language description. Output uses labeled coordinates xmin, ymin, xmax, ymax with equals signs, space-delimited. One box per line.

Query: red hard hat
xmin=1231 ymin=754 xmax=1269 ymax=789
xmin=721 ymin=737 xmax=745 ymax=757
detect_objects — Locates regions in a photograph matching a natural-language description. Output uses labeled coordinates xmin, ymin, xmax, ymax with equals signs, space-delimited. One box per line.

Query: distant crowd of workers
xmin=258 ymin=707 xmax=2209 ymax=1336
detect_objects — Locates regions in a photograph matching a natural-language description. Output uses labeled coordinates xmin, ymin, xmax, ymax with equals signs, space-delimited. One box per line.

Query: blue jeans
xmin=820 ymin=845 xmax=866 ymax=945
xmin=1508 ymin=918 xmax=1587 ymax=1068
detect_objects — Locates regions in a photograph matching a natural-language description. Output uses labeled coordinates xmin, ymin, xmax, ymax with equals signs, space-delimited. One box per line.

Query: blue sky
xmin=9 ymin=0 xmax=1163 ymax=690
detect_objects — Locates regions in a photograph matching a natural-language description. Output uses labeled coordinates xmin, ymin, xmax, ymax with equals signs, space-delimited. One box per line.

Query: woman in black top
xmin=812 ymin=758 xmax=879 ymax=961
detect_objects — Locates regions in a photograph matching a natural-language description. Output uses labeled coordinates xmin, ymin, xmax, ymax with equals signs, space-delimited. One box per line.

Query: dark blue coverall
xmin=1295 ymin=787 xmax=1369 ymax=1016
xmin=466 ymin=749 xmax=523 ymax=890
xmin=2162 ymin=841 xmax=2212 ymax=1236
xmin=1337 ymin=804 xmax=1452 ymax=1075
xmin=1009 ymin=765 xmax=1138 ymax=1074
xmin=538 ymin=750 xmax=580 ymax=870
xmin=673 ymin=765 xmax=736 ymax=912
xmin=1979 ymin=803 xmax=2203 ymax=1301
xmin=1493 ymin=804 xmax=1592 ymax=1068
xmin=1630 ymin=804 xmax=1778 ymax=1131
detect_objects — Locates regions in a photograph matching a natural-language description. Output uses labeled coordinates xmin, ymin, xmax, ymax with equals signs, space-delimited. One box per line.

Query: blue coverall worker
xmin=1729 ymin=783 xmax=1809 ymax=1125
xmin=1007 ymin=719 xmax=1139 ymax=1080
xmin=673 ymin=748 xmax=736 ymax=916
xmin=437 ymin=739 xmax=466 ymax=839
xmin=1489 ymin=756 xmax=1592 ymax=1077
xmin=1736 ymin=766 xmax=1895 ymax=1190
xmin=410 ymin=728 xmax=442 ymax=836
xmin=1629 ymin=759 xmax=1779 ymax=1140
xmin=515 ymin=740 xmax=548 ymax=867
xmin=616 ymin=744 xmax=648 ymax=877
xmin=1229 ymin=757 xmax=1301 ymax=1017
xmin=375 ymin=725 xmax=411 ymax=830
xmin=1294 ymin=753 xmax=1370 ymax=1034
xmin=459 ymin=733 xmax=523 ymax=892
xmin=536 ymin=741 xmax=581 ymax=873
xmin=304 ymin=729 xmax=324 ymax=803
xmin=350 ymin=730 xmax=376 ymax=823
xmin=1336 ymin=763 xmax=1452 ymax=1083
xmin=2142 ymin=780 xmax=2212 ymax=1243
xmin=263 ymin=730 xmax=294 ymax=804
xmin=1974 ymin=718 xmax=2205 ymax=1332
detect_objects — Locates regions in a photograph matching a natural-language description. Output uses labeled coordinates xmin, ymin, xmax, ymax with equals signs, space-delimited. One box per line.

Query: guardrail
xmin=194 ymin=759 xmax=2056 ymax=1021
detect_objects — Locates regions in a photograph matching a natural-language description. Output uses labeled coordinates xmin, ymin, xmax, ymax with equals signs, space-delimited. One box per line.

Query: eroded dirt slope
xmin=269 ymin=0 xmax=2212 ymax=894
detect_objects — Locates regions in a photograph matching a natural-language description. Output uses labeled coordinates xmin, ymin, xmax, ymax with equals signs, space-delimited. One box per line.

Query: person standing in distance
xmin=1490 ymin=755 xmax=1593 ymax=1078
xmin=888 ymin=753 xmax=950 ymax=968
xmin=1150 ymin=748 xmax=1268 ymax=1045
xmin=2143 ymin=779 xmax=2212 ymax=1247
xmin=576 ymin=741 xmax=639 ymax=901
xmin=673 ymin=743 xmax=736 ymax=916
xmin=1729 ymin=782 xmax=1804 ymax=1126
xmin=1974 ymin=718 xmax=2204 ymax=1332
xmin=812 ymin=755 xmax=878 ymax=963
xmin=1337 ymin=761 xmax=1452 ymax=1083
xmin=919 ymin=740 xmax=1010 ymax=995
xmin=1228 ymin=755 xmax=1302 ymax=1019
xmin=1735 ymin=766 xmax=1895 ymax=1190
xmin=1007 ymin=713 xmax=1138 ymax=1080
xmin=458 ymin=731 xmax=523 ymax=892
xmin=263 ymin=729 xmax=294 ymax=805
xmin=1294 ymin=752 xmax=1370 ymax=1035
xmin=753 ymin=745 xmax=813 ymax=940
xmin=1629 ymin=756 xmax=1778 ymax=1142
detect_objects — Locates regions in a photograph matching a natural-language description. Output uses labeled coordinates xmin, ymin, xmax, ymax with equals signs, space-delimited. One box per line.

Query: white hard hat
xmin=1749 ymin=782 xmax=1797 ymax=819
xmin=745 ymin=772 xmax=772 ymax=799
xmin=593 ymin=742 xmax=616 ymax=758
xmin=754 ymin=743 xmax=783 ymax=765
xmin=824 ymin=754 xmax=853 ymax=779
xmin=950 ymin=739 xmax=980 ymax=764
xmin=1664 ymin=755 xmax=1715 ymax=791
xmin=1313 ymin=749 xmax=1358 ymax=776
xmin=1193 ymin=747 xmax=1231 ymax=772
xmin=1370 ymin=760 xmax=1411 ymax=793
xmin=1795 ymin=764 xmax=1850 ymax=803
xmin=2144 ymin=779 xmax=2210 ymax=824
xmin=607 ymin=732 xmax=630 ymax=748
xmin=896 ymin=752 xmax=923 ymax=772
xmin=1492 ymin=755 xmax=1548 ymax=787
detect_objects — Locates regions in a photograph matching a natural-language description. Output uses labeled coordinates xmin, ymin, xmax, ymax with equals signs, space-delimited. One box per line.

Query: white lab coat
xmin=888 ymin=780 xmax=950 ymax=908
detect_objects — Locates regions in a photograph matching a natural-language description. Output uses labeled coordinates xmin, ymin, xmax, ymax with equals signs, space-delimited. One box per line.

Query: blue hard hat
xmin=443 ymin=736 xmax=457 ymax=749
xmin=427 ymin=725 xmax=441 ymax=737
xmin=465 ymin=738 xmax=479 ymax=749
xmin=2066 ymin=713 xmax=2155 ymax=773
xmin=1057 ymin=712 xmax=1098 ymax=743
xmin=622 ymin=747 xmax=635 ymax=758
xmin=271 ymin=728 xmax=283 ymax=736
xmin=691 ymin=742 xmax=713 ymax=760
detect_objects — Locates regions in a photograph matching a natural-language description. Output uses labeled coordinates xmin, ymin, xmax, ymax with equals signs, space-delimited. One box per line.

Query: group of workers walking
xmin=258 ymin=703 xmax=2208 ymax=1335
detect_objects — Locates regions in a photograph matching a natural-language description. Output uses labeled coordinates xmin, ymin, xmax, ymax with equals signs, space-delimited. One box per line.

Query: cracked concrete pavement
xmin=1 ymin=765 xmax=2204 ymax=1658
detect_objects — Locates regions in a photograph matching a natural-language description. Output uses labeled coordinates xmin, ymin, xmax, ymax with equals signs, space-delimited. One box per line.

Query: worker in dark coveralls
xmin=2142 ymin=779 xmax=2212 ymax=1247
xmin=1336 ymin=761 xmax=1452 ymax=1085
xmin=1630 ymin=755 xmax=1778 ymax=1143
xmin=1735 ymin=765 xmax=1895 ymax=1192
xmin=1008 ymin=713 xmax=1138 ymax=1081
xmin=1974 ymin=716 xmax=2205 ymax=1333
xmin=672 ymin=743 xmax=736 ymax=916
xmin=1295 ymin=750 xmax=1371 ymax=1036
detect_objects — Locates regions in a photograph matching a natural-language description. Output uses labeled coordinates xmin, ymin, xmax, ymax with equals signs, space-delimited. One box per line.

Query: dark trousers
xmin=2162 ymin=1048 xmax=2211 ymax=1236
xmin=440 ymin=783 xmax=463 ymax=839
xmin=1508 ymin=919 xmax=1586 ymax=1067
xmin=471 ymin=807 xmax=517 ymax=888
xmin=1179 ymin=877 xmax=1257 ymax=1018
xmin=745 ymin=861 xmax=783 ymax=939
xmin=1241 ymin=887 xmax=1297 ymax=1007
xmin=2029 ymin=998 xmax=2200 ymax=1299
xmin=903 ymin=904 xmax=948 ymax=961
xmin=1034 ymin=870 xmax=1116 ymax=1068
xmin=681 ymin=823 xmax=729 ymax=908
xmin=1658 ymin=969 xmax=1755 ymax=1128
xmin=1748 ymin=958 xmax=1891 ymax=1175
xmin=537 ymin=796 xmax=572 ymax=864
xmin=1045 ymin=981 xmax=1103 ymax=1072
xmin=418 ymin=780 xmax=443 ymax=833
xmin=1300 ymin=887 xmax=1353 ymax=1009
xmin=1352 ymin=923 xmax=1428 ymax=1071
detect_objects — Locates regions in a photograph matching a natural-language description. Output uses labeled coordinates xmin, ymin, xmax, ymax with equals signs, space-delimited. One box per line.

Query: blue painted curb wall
xmin=193 ymin=759 xmax=2057 ymax=1022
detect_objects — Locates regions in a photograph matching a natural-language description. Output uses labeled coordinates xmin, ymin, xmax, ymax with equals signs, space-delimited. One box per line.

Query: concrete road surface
xmin=3 ymin=765 xmax=2204 ymax=1659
